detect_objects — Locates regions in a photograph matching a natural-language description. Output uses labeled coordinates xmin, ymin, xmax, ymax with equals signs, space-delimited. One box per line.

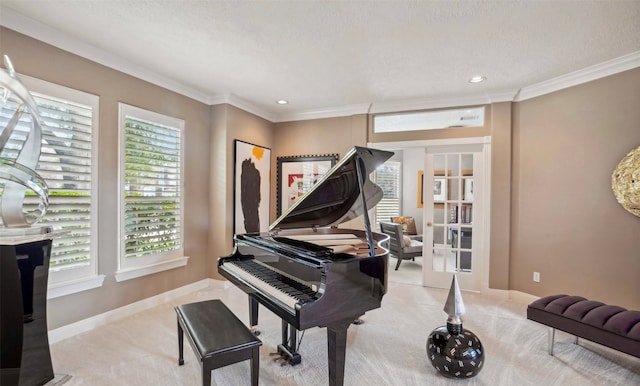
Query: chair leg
xmin=395 ymin=257 xmax=401 ymax=270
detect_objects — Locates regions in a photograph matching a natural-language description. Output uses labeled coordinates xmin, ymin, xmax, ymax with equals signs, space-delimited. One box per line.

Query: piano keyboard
xmin=223 ymin=259 xmax=319 ymax=310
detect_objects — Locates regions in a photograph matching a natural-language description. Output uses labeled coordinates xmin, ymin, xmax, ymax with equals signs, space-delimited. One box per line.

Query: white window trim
xmin=115 ymin=103 xmax=187 ymax=281
xmin=114 ymin=255 xmax=189 ymax=282
xmin=20 ymin=75 xmax=102 ymax=296
xmin=48 ymin=274 xmax=105 ymax=299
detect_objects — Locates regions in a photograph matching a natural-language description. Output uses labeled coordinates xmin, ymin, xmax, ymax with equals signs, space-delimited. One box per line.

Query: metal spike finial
xmin=443 ymin=274 xmax=466 ymax=328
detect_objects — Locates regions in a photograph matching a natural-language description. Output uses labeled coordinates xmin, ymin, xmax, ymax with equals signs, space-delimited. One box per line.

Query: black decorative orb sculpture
xmin=427 ymin=324 xmax=484 ymax=378
xmin=426 ymin=274 xmax=484 ymax=378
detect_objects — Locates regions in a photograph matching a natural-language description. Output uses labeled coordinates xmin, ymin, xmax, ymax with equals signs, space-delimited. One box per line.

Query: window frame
xmin=115 ymin=103 xmax=188 ymax=282
xmin=374 ymin=159 xmax=402 ymax=226
xmin=18 ymin=75 xmax=104 ymax=298
xmin=373 ymin=106 xmax=485 ymax=133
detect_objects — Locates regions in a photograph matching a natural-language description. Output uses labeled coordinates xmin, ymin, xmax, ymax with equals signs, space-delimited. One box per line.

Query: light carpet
xmin=49 ymin=264 xmax=639 ymax=385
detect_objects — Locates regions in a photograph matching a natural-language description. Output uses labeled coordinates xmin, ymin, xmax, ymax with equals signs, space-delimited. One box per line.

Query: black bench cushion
xmin=176 ymin=300 xmax=261 ymax=359
xmin=607 ymin=310 xmax=640 ymax=340
xmin=527 ymin=294 xmax=640 ymax=358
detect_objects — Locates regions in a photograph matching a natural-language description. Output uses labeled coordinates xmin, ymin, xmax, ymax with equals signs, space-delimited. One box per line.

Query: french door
xmin=422 ymin=143 xmax=488 ymax=291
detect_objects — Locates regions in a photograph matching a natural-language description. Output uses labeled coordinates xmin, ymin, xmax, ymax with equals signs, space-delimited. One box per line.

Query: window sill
xmin=48 ymin=275 xmax=106 ymax=299
xmin=115 ymin=256 xmax=189 ymax=282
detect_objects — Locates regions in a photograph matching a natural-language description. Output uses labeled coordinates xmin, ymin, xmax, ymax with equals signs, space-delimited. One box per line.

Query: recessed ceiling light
xmin=276 ymin=100 xmax=288 ymax=105
xmin=468 ymin=76 xmax=486 ymax=84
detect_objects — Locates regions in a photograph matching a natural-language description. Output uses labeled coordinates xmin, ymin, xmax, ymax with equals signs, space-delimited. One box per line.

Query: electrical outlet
xmin=533 ymin=272 xmax=540 ymax=282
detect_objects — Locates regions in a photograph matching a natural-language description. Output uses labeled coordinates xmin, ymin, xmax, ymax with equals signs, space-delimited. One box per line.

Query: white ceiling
xmin=2 ymin=1 xmax=640 ymax=122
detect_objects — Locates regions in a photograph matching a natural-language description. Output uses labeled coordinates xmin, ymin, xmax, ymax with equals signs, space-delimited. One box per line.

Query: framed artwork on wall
xmin=464 ymin=179 xmax=474 ymax=201
xmin=234 ymin=140 xmax=271 ymax=236
xmin=419 ymin=169 xmax=449 ymax=207
xmin=276 ymin=154 xmax=338 ymax=217
xmin=434 ymin=178 xmax=447 ymax=202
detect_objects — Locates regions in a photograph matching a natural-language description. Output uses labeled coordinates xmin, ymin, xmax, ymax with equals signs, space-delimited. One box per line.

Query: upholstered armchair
xmin=379 ymin=221 xmax=423 ymax=270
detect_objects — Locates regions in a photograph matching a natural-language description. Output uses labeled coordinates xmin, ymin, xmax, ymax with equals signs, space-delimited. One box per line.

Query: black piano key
xmin=229 ymin=259 xmax=318 ymax=303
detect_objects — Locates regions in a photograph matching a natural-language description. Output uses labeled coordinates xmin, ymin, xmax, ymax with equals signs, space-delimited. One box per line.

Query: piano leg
xmin=277 ymin=320 xmax=301 ymax=365
xmin=327 ymin=318 xmax=355 ymax=386
xmin=248 ymin=297 xmax=260 ymax=335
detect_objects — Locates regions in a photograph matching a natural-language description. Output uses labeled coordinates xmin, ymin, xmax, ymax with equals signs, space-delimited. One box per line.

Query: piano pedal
xmin=269 ymin=351 xmax=293 ymax=366
xmin=269 ymin=352 xmax=288 ymax=365
xmin=352 ymin=318 xmax=364 ymax=325
xmin=276 ymin=344 xmax=302 ymax=366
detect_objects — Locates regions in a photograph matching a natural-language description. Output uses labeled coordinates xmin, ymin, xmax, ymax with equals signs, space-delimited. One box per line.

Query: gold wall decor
xmin=611 ymin=145 xmax=640 ymax=217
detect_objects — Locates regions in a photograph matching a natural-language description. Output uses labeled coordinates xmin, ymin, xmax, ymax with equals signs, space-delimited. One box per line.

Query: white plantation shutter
xmin=118 ymin=104 xmax=185 ymax=277
xmin=375 ymin=160 xmax=401 ymax=224
xmin=0 ymin=79 xmax=98 ymax=286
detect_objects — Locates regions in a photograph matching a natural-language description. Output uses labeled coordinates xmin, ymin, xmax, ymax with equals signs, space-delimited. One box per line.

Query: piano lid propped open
xmin=270 ymin=146 xmax=394 ymax=231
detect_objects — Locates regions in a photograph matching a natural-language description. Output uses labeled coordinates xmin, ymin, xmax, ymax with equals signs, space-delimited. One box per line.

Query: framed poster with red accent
xmin=276 ymin=154 xmax=338 ymax=217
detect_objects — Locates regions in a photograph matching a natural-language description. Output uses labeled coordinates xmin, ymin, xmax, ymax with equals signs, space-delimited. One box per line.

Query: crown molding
xmin=219 ymin=94 xmax=278 ymax=122
xmin=370 ymin=95 xmax=494 ymax=115
xmin=0 ymin=6 xmax=212 ymax=104
xmin=516 ymin=51 xmax=640 ymax=101
xmin=488 ymin=90 xmax=519 ymax=103
xmin=273 ymin=103 xmax=371 ymax=123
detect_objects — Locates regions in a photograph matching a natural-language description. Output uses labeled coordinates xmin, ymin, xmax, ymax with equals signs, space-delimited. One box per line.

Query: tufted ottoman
xmin=527 ymin=294 xmax=640 ymax=358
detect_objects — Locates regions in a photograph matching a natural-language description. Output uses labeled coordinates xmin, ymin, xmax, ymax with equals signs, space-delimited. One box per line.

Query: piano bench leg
xmin=177 ymin=319 xmax=184 ymax=366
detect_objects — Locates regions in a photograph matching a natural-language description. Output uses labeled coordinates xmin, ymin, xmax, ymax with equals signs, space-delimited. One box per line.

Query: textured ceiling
xmin=2 ymin=1 xmax=640 ymax=122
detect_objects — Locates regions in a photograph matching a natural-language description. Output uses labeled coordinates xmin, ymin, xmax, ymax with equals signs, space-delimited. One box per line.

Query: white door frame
xmin=369 ymin=137 xmax=491 ymax=293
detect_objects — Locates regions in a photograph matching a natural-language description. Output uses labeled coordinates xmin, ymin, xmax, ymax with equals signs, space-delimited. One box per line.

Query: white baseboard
xmin=48 ymin=278 xmax=226 ymax=344
xmin=507 ymin=290 xmax=540 ymax=305
xmin=484 ymin=287 xmax=510 ymax=300
xmin=484 ymin=288 xmax=539 ymax=305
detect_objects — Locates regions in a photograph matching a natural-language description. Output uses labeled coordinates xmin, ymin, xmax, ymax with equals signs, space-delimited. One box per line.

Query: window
xmin=116 ymin=104 xmax=187 ymax=281
xmin=374 ymin=160 xmax=401 ymax=225
xmin=374 ymin=106 xmax=485 ymax=133
xmin=0 ymin=75 xmax=101 ymax=296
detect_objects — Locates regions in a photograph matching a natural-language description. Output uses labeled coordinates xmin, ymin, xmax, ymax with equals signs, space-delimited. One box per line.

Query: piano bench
xmin=176 ymin=299 xmax=262 ymax=386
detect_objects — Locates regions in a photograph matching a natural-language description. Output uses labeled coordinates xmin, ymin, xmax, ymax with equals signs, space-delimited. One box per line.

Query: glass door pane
xmin=425 ymin=147 xmax=480 ymax=290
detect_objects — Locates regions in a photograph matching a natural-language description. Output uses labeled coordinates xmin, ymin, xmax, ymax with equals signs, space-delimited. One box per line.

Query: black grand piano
xmin=218 ymin=146 xmax=393 ymax=386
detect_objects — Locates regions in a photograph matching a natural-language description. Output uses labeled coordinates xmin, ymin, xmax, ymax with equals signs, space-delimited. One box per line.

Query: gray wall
xmin=2 ymin=26 xmax=639 ymax=332
xmin=510 ymin=67 xmax=640 ymax=309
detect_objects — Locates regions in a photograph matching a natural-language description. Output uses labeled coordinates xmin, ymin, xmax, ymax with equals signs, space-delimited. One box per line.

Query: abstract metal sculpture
xmin=0 ymin=55 xmax=49 ymax=231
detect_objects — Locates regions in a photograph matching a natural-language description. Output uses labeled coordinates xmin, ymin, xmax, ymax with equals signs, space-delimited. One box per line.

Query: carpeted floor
xmin=49 ymin=263 xmax=639 ymax=385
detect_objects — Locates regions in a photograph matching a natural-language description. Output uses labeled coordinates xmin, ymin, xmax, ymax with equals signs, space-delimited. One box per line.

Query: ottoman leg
xmin=548 ymin=328 xmax=555 ymax=356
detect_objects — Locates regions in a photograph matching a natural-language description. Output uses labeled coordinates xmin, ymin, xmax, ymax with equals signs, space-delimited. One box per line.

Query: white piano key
xmin=222 ymin=261 xmax=300 ymax=310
